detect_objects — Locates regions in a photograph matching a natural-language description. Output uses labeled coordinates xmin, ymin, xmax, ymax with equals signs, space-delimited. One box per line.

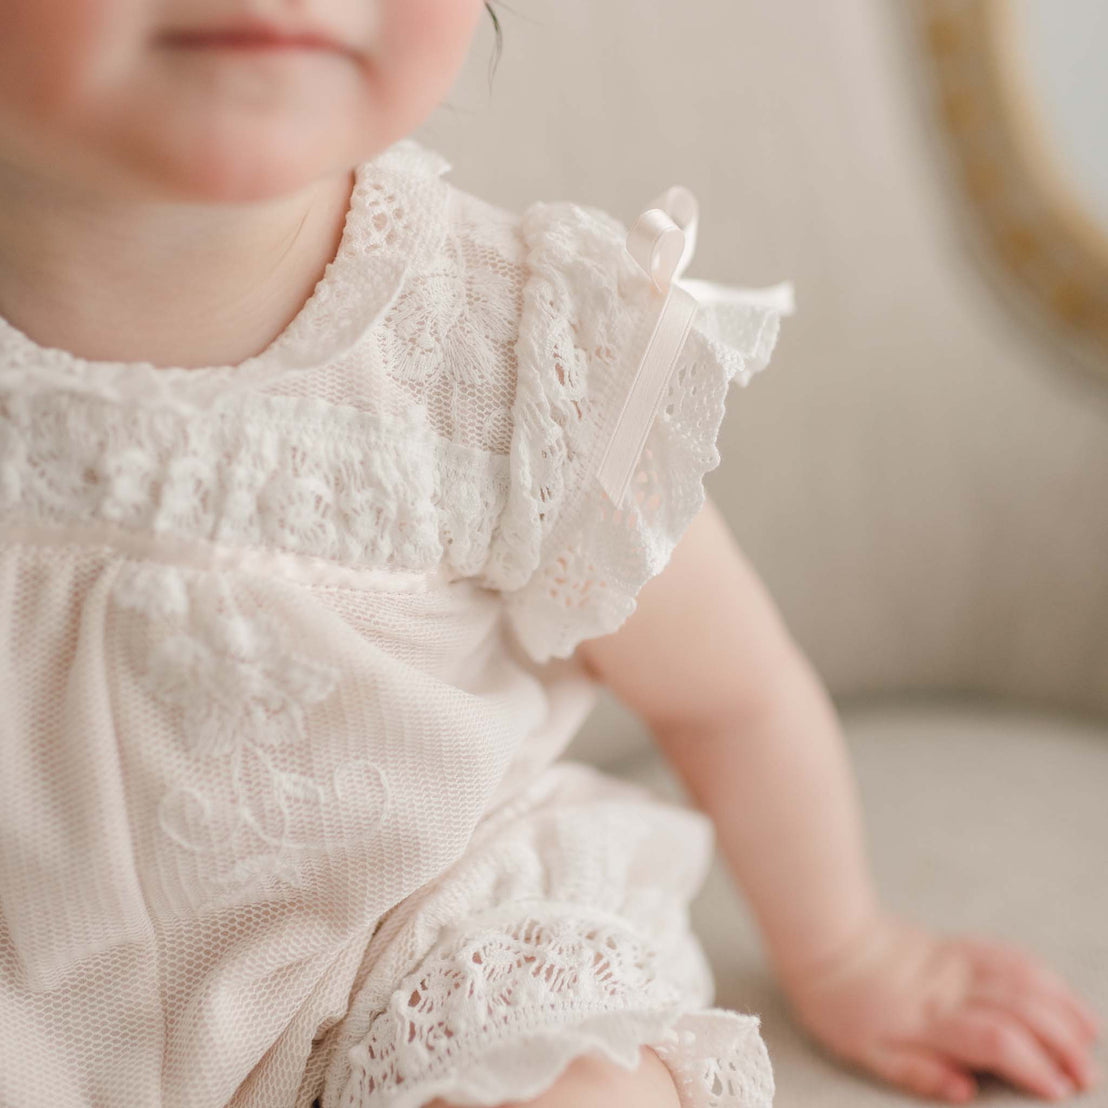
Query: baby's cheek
xmin=369 ymin=0 xmax=485 ymax=136
xmin=0 ymin=1 xmax=116 ymax=117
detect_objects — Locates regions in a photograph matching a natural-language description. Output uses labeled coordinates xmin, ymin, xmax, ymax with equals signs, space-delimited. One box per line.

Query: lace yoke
xmin=0 ymin=137 xmax=784 ymax=663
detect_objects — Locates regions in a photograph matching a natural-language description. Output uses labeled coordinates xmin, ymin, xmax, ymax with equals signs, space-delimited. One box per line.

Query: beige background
xmin=417 ymin=0 xmax=1108 ymax=763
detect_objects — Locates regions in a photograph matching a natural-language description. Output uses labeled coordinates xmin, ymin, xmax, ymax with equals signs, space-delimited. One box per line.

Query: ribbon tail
xmin=595 ymin=284 xmax=700 ymax=509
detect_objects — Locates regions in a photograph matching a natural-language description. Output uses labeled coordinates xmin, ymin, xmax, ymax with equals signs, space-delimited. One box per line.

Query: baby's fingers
xmin=960 ymin=937 xmax=1101 ymax=1041
xmin=1027 ymin=971 xmax=1102 ymax=1043
xmin=931 ymin=1009 xmax=1076 ymax=1101
xmin=867 ymin=1042 xmax=977 ymax=1104
xmin=972 ymin=988 xmax=1100 ymax=1092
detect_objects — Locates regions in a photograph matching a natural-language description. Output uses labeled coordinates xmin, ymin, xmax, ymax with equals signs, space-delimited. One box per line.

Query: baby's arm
xmin=577 ymin=495 xmax=1102 ymax=1105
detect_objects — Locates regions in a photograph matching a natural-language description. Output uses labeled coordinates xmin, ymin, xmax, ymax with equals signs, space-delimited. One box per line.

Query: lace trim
xmin=0 ymin=146 xmax=530 ymax=575
xmin=485 ymin=200 xmax=785 ymax=663
xmin=655 ymin=1010 xmax=777 ymax=1108
xmin=0 ymin=139 xmax=453 ymax=412
xmin=0 ymin=391 xmax=508 ymax=573
xmin=334 ymin=908 xmax=773 ymax=1108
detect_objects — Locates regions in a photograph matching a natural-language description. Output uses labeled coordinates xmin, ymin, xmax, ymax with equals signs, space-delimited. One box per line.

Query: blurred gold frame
xmin=912 ymin=0 xmax=1108 ymax=378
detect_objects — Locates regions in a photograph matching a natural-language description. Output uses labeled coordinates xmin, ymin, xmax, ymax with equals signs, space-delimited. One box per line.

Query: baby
xmin=0 ymin=2 xmax=1100 ymax=1107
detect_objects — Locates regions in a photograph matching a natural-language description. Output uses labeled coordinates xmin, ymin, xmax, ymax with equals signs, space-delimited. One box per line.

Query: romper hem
xmin=336 ymin=1005 xmax=773 ymax=1108
xmin=313 ymin=763 xmax=775 ymax=1108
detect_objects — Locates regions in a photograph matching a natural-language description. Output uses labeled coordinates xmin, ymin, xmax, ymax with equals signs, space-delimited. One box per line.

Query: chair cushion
xmin=621 ymin=699 xmax=1108 ymax=1106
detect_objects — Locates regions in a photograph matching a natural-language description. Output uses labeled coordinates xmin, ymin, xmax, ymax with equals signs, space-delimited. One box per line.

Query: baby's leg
xmin=424 ymin=1045 xmax=681 ymax=1108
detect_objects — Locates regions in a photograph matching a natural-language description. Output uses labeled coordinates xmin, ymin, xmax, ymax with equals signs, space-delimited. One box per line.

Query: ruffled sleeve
xmin=478 ymin=192 xmax=792 ymax=665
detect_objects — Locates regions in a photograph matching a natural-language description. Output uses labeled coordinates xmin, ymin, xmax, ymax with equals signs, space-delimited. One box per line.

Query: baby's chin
xmin=96 ymin=61 xmax=392 ymax=203
xmin=105 ymin=114 xmax=382 ymax=205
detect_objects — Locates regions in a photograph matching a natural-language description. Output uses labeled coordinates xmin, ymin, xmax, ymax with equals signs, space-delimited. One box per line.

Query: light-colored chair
xmin=418 ymin=1 xmax=1108 ymax=1103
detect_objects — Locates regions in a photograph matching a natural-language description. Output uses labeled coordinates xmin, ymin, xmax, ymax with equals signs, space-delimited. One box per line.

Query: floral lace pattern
xmin=479 ymin=199 xmax=784 ymax=663
xmin=337 ymin=908 xmax=772 ymax=1108
xmin=113 ymin=562 xmax=389 ymax=910
xmin=0 ymin=391 xmax=508 ymax=576
xmin=0 ymin=163 xmax=527 ymax=578
xmin=345 ymin=912 xmax=673 ymax=1100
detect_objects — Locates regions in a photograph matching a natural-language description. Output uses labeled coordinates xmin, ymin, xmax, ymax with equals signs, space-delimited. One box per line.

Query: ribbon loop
xmin=595 ymin=185 xmax=792 ymax=510
xmin=596 ymin=185 xmax=703 ymax=510
xmin=625 ymin=186 xmax=700 ymax=295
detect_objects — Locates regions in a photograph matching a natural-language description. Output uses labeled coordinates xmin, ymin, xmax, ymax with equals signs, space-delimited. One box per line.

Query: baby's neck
xmin=0 ymin=162 xmax=355 ymax=369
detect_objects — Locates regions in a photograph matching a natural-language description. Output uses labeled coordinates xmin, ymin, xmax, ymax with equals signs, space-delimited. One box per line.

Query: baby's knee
xmin=426 ymin=1045 xmax=681 ymax=1108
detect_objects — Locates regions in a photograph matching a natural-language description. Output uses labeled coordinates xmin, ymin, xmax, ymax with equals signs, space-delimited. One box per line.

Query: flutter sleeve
xmin=477 ymin=186 xmax=794 ymax=665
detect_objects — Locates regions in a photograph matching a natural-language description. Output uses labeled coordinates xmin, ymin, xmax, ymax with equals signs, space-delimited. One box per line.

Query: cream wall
xmin=416 ymin=0 xmax=1108 ymax=757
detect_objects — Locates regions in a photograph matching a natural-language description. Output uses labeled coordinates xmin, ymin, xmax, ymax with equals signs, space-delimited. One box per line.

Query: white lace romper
xmin=0 ymin=139 xmax=788 ymax=1108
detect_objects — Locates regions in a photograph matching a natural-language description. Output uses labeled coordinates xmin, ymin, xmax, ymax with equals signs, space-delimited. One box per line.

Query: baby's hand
xmin=780 ymin=912 xmax=1102 ymax=1104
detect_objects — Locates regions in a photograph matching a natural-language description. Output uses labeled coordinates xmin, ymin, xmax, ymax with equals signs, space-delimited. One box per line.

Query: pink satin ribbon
xmin=595 ymin=186 xmax=793 ymax=510
xmin=595 ymin=186 xmax=703 ymax=510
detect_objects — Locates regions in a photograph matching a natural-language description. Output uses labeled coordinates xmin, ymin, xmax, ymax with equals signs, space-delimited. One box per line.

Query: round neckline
xmin=0 ymin=138 xmax=453 ymax=409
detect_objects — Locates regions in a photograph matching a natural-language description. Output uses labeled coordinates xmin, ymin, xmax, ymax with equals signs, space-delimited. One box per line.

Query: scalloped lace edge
xmin=483 ymin=197 xmax=787 ymax=666
xmin=335 ymin=1006 xmax=774 ymax=1108
xmin=505 ymin=305 xmax=782 ymax=666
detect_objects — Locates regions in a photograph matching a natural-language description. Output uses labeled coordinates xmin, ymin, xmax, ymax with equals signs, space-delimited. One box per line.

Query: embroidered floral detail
xmin=113 ymin=563 xmax=389 ymax=907
xmin=113 ymin=560 xmax=190 ymax=620
xmin=380 ymin=217 xmax=520 ymax=391
xmin=115 ymin=564 xmax=338 ymax=758
xmin=155 ymin=750 xmax=389 ymax=905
